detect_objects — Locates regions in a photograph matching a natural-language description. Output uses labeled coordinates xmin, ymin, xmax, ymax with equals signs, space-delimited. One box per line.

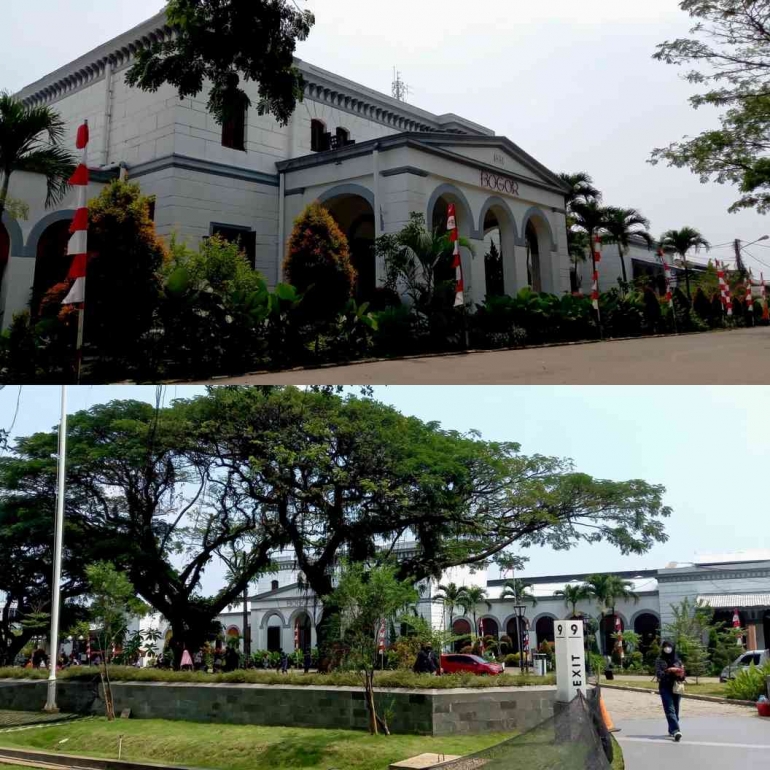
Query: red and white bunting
xmin=717 ymin=260 xmax=733 ymax=317
xmin=294 ymin=621 xmax=299 ymax=650
xmin=746 ymin=274 xmax=754 ymax=314
xmin=447 ymin=204 xmax=464 ymax=308
xmin=591 ymin=235 xmax=602 ymax=312
xmin=657 ymin=248 xmax=674 ymax=307
xmin=63 ymin=121 xmax=90 ymax=306
xmin=377 ymin=619 xmax=386 ymax=653
xmin=478 ymin=618 xmax=485 ymax=652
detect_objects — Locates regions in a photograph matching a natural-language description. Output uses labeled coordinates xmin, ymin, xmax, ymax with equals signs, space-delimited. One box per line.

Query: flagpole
xmin=44 ymin=386 xmax=67 ymax=713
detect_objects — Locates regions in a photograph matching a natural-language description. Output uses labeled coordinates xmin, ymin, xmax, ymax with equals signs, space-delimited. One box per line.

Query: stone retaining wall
xmin=0 ymin=679 xmax=555 ymax=736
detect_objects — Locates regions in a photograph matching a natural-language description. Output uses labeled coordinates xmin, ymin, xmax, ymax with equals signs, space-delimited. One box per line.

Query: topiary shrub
xmin=283 ymin=202 xmax=357 ymax=323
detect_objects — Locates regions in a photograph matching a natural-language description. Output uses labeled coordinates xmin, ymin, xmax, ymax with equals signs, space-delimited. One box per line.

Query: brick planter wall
xmin=0 ymin=679 xmax=555 ymax=736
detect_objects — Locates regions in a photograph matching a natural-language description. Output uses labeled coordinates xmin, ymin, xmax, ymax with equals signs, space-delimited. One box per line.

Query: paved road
xmin=205 ymin=328 xmax=770 ymax=385
xmin=602 ymin=688 xmax=766 ymax=770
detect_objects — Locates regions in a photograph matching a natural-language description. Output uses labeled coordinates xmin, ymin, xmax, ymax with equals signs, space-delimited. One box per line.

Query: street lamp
xmin=514 ymin=604 xmax=526 ymax=676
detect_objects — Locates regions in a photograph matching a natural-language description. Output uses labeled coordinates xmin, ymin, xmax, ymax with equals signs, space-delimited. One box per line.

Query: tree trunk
xmin=364 ymin=670 xmax=378 ymax=735
xmin=0 ymin=172 xmax=11 ymax=223
xmin=618 ymin=244 xmax=628 ymax=289
xmin=684 ymin=259 xmax=691 ymax=303
xmin=100 ymin=661 xmax=115 ymax=720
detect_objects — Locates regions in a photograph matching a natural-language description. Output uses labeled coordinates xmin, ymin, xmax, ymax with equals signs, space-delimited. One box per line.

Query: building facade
xmin=0 ymin=10 xmax=572 ymax=329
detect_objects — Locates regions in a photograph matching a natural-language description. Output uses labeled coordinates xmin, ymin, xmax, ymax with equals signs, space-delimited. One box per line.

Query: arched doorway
xmin=293 ymin=611 xmax=312 ymax=653
xmin=429 ymin=188 xmax=475 ymax=304
xmin=480 ymin=201 xmax=517 ymax=298
xmin=506 ymin=617 xmax=528 ymax=654
xmin=227 ymin=625 xmax=240 ymax=641
xmin=535 ymin=616 xmax=555 ymax=646
xmin=482 ymin=211 xmax=504 ymax=299
xmin=600 ymin=615 xmax=624 ymax=655
xmin=32 ymin=220 xmax=72 ymax=314
xmin=633 ymin=613 xmax=660 ymax=655
xmin=525 ymin=221 xmax=542 ymax=293
xmin=321 ymin=192 xmax=375 ymax=303
xmin=266 ymin=615 xmax=282 ymax=652
xmin=480 ymin=617 xmax=499 ymax=639
xmin=452 ymin=618 xmax=472 ymax=651
xmin=523 ymin=211 xmax=555 ymax=294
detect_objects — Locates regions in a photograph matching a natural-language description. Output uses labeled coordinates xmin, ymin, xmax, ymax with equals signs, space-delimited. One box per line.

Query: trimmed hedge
xmin=0 ymin=666 xmax=555 ymax=690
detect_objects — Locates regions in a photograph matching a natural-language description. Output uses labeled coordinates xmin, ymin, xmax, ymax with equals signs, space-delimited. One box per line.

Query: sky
xmin=2 ymin=384 xmax=768 ymax=596
xmin=2 ymin=1 xmax=770 ymax=269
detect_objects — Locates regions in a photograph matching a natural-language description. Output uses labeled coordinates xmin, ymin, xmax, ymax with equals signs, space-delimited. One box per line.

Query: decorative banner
xmin=733 ymin=608 xmax=743 ymax=645
xmin=717 ymin=261 xmax=733 ymax=317
xmin=377 ymin=618 xmax=386 ymax=653
xmin=294 ymin=621 xmax=299 ymax=650
xmin=657 ymin=248 xmax=674 ymax=307
xmin=478 ymin=618 xmax=485 ymax=653
xmin=447 ymin=204 xmax=464 ymax=308
xmin=591 ymin=235 xmax=602 ymax=313
xmin=746 ymin=274 xmax=754 ymax=314
xmin=63 ymin=121 xmax=90 ymax=306
xmin=614 ymin=615 xmax=624 ymax=659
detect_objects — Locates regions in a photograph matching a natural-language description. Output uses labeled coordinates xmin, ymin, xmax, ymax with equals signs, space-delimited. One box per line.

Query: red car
xmin=440 ymin=653 xmax=503 ymax=676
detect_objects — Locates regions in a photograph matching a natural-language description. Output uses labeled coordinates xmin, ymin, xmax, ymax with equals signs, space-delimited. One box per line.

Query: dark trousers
xmin=659 ymin=686 xmax=681 ymax=734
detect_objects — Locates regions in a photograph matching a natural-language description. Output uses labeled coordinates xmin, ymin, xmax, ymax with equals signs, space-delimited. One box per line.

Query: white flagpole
xmin=44 ymin=386 xmax=67 ymax=713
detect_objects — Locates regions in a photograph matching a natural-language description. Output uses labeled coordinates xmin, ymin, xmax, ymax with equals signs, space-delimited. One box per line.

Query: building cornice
xmin=14 ymin=12 xmax=493 ymax=139
xmin=657 ymin=566 xmax=770 ymax=584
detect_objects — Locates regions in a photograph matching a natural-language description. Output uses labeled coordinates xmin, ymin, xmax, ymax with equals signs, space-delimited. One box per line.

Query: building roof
xmin=697 ymin=594 xmax=770 ymax=609
xmin=14 ymin=11 xmax=493 ymax=138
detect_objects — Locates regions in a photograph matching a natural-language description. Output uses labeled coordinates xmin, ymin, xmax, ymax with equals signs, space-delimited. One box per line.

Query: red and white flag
xmin=733 ymin=609 xmax=743 ymax=645
xmin=591 ymin=235 xmax=602 ymax=312
xmin=294 ymin=621 xmax=299 ymax=650
xmin=63 ymin=121 xmax=90 ymax=306
xmin=447 ymin=204 xmax=464 ymax=308
xmin=746 ymin=274 xmax=754 ymax=314
xmin=717 ymin=261 xmax=733 ymax=317
xmin=377 ymin=619 xmax=386 ymax=653
xmin=658 ymin=248 xmax=674 ymax=307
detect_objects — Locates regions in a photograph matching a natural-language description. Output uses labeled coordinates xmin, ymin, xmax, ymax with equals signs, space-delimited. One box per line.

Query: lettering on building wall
xmin=480 ymin=171 xmax=520 ymax=197
xmin=493 ymin=153 xmax=506 ymax=167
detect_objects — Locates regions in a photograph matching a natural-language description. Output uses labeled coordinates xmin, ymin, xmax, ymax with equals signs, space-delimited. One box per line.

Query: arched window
xmin=221 ymin=106 xmax=246 ymax=151
xmin=311 ymin=119 xmax=329 ymax=152
xmin=271 ymin=580 xmax=279 ymax=591
xmin=334 ymin=127 xmax=351 ymax=149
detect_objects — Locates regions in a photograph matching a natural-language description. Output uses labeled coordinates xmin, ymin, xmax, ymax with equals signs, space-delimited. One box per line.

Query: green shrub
xmin=0 ymin=665 xmax=554 ymax=689
xmin=373 ymin=305 xmax=415 ymax=355
xmin=504 ymin=653 xmax=521 ymax=666
xmin=724 ymin=662 xmax=770 ymax=701
xmin=283 ymin=202 xmax=356 ymax=322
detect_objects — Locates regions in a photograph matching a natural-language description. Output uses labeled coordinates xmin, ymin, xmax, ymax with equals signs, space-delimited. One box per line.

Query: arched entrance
xmin=600 ymin=615 xmax=625 ymax=655
xmin=535 ymin=616 xmax=555 ymax=645
xmin=479 ymin=200 xmax=518 ymax=298
xmin=523 ymin=210 xmax=554 ymax=294
xmin=293 ymin=611 xmax=312 ymax=653
xmin=505 ymin=617 xmax=528 ymax=654
xmin=479 ymin=617 xmax=499 ymax=639
xmin=266 ymin=615 xmax=282 ymax=652
xmin=452 ymin=618 xmax=472 ymax=651
xmin=429 ymin=187 xmax=475 ymax=303
xmin=227 ymin=625 xmax=240 ymax=641
xmin=320 ymin=190 xmax=375 ymax=303
xmin=32 ymin=219 xmax=72 ymax=314
xmin=633 ymin=613 xmax=660 ymax=655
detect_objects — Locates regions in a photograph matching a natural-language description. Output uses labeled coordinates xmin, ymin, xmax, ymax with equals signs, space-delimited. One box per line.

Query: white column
xmin=277 ymin=172 xmax=285 ymax=285
xmin=373 ymin=146 xmax=383 ymax=285
xmin=101 ymin=60 xmax=113 ymax=167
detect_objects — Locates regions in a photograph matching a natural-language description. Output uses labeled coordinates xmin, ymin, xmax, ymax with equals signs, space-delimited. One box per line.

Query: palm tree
xmin=435 ymin=583 xmax=467 ymax=630
xmin=560 ymin=172 xmax=602 ymax=291
xmin=554 ymin=584 xmax=591 ymax=618
xmin=500 ymin=579 xmax=538 ymax=607
xmin=602 ymin=207 xmax=653 ymax=287
xmin=571 ymin=200 xmax=609 ymax=293
xmin=0 ymin=93 xmax=76 ymax=223
xmin=584 ymin=574 xmax=638 ymax=654
xmin=459 ymin=586 xmax=491 ymax=634
xmin=659 ymin=227 xmax=711 ymax=300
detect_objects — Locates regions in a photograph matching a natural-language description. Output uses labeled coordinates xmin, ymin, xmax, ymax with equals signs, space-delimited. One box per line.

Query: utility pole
xmin=734 ymin=239 xmax=746 ymax=278
xmin=44 ymin=386 xmax=67 ymax=713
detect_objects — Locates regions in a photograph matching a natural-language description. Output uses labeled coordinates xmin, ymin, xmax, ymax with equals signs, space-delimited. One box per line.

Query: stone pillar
xmin=0 ymin=256 xmax=35 ymax=330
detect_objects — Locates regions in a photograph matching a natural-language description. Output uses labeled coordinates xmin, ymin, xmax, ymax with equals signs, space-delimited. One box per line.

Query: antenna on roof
xmin=392 ymin=67 xmax=412 ymax=103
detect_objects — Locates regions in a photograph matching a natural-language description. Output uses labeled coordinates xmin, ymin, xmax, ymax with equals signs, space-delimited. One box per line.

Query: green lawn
xmin=606 ymin=679 xmax=728 ymax=698
xmin=0 ymin=719 xmax=515 ymax=770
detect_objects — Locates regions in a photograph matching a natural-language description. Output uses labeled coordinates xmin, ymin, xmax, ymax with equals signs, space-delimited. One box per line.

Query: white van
xmin=719 ymin=649 xmax=770 ymax=682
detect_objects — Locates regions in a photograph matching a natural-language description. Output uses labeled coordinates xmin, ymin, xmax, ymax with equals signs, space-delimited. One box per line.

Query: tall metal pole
xmin=44 ymin=386 xmax=67 ymax=713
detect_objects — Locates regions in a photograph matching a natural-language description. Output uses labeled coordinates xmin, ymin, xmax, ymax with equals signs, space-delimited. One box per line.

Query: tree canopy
xmin=651 ymin=0 xmax=770 ymax=213
xmin=1 ymin=387 xmax=672 ymax=663
xmin=125 ymin=0 xmax=315 ymax=125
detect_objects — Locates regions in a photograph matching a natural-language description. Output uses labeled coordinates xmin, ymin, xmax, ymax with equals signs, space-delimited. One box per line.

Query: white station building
xmin=192 ymin=549 xmax=770 ymax=657
xmin=0 ymin=9 xmax=573 ymax=329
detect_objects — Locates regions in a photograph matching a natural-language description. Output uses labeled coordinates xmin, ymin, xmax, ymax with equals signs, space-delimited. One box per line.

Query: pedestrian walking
xmin=413 ymin=643 xmax=438 ymax=675
xmin=303 ymin=649 xmax=312 ymax=674
xmin=655 ymin=640 xmax=686 ymax=741
xmin=180 ymin=648 xmax=194 ymax=671
xmin=279 ymin=650 xmax=289 ymax=674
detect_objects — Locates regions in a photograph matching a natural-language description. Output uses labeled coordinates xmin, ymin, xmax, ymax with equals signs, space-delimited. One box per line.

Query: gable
xmin=441 ymin=145 xmax=541 ymax=183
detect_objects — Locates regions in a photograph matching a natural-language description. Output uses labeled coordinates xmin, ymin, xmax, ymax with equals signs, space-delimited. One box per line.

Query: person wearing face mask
xmin=655 ymin=640 xmax=685 ymax=741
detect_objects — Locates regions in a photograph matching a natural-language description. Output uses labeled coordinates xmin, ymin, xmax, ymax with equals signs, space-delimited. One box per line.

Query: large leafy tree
xmin=125 ymin=0 xmax=315 ymax=125
xmin=0 ymin=93 xmax=75 ymax=222
xmin=651 ymin=1 xmax=770 ymax=213
xmin=602 ymin=207 xmax=653 ymax=286
xmin=0 ymin=396 xmax=288 ymax=660
xmin=193 ymin=387 xmax=671 ymax=642
xmin=659 ymin=227 xmax=711 ymax=298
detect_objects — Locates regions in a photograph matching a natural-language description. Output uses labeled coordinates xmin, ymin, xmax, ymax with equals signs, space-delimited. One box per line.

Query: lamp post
xmin=514 ymin=604 xmax=526 ymax=676
xmin=734 ymin=235 xmax=770 ymax=277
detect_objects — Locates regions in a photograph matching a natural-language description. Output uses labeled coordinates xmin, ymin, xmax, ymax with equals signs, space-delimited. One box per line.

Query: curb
xmin=0 ymin=746 xmax=198 ymax=770
xmin=141 ymin=326 xmax=758 ymax=385
xmin=601 ymin=683 xmax=755 ymax=707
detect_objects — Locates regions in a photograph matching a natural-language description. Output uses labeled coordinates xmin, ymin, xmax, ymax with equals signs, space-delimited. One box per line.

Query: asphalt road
xmin=205 ymin=327 xmax=770 ymax=385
